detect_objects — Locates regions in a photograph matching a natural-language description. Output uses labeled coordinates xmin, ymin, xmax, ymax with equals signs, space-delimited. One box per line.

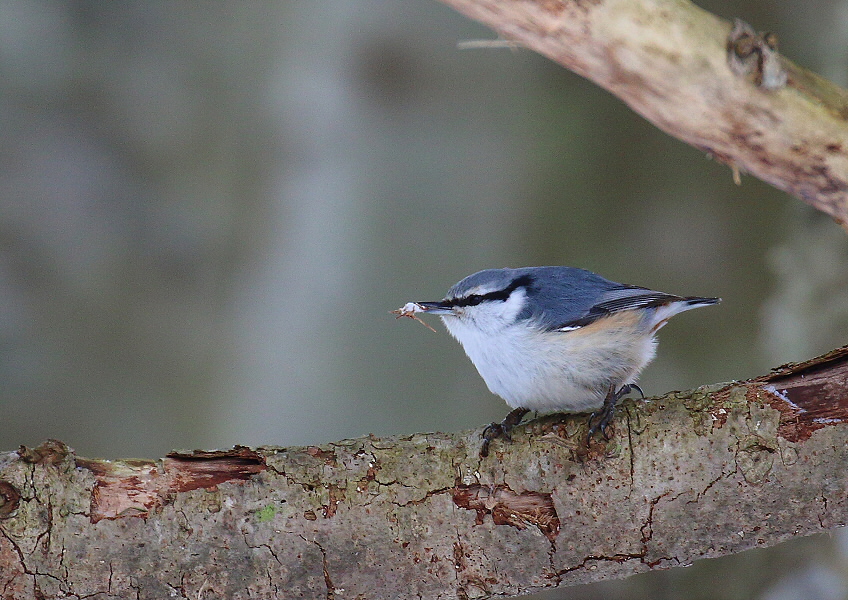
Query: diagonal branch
xmin=439 ymin=0 xmax=848 ymax=227
xmin=2 ymin=346 xmax=848 ymax=599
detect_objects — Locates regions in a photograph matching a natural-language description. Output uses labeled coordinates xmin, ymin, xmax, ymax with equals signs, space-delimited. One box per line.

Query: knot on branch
xmin=727 ymin=18 xmax=787 ymax=90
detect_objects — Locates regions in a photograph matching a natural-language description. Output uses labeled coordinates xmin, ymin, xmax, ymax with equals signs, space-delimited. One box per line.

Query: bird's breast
xmin=441 ymin=312 xmax=657 ymax=412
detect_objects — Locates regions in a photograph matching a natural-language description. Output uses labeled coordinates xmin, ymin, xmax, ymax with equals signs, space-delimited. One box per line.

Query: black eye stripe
xmin=448 ymin=274 xmax=534 ymax=307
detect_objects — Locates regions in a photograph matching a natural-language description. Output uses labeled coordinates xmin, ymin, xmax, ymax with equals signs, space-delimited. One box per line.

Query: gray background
xmin=2 ymin=1 xmax=848 ymax=599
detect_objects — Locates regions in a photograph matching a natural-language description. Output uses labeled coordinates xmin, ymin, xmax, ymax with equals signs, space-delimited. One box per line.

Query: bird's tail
xmin=683 ymin=296 xmax=722 ymax=308
xmin=649 ymin=296 xmax=720 ymax=332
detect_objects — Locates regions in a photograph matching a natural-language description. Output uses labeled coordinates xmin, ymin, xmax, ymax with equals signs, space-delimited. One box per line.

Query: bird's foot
xmin=480 ymin=407 xmax=530 ymax=458
xmin=587 ymin=383 xmax=643 ymax=443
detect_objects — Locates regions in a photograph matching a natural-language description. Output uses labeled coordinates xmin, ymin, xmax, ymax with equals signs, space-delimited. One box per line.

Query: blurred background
xmin=2 ymin=1 xmax=848 ymax=598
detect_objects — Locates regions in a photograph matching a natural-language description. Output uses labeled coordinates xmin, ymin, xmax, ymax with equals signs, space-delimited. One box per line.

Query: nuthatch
xmin=396 ymin=266 xmax=719 ymax=456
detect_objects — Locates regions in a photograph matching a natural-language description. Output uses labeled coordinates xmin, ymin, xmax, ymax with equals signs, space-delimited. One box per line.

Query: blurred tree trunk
xmin=2 ymin=346 xmax=848 ymax=599
xmin=439 ymin=0 xmax=848 ymax=227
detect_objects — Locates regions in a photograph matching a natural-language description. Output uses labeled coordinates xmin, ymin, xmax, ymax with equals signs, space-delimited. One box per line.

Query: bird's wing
xmin=550 ymin=287 xmax=683 ymax=331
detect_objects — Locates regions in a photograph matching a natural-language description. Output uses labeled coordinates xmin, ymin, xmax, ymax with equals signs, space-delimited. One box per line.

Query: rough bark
xmin=439 ymin=0 xmax=848 ymax=227
xmin=2 ymin=347 xmax=848 ymax=599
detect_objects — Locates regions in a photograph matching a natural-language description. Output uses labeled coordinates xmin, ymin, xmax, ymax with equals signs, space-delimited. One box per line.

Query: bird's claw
xmin=480 ymin=407 xmax=529 ymax=457
xmin=587 ymin=383 xmax=643 ymax=444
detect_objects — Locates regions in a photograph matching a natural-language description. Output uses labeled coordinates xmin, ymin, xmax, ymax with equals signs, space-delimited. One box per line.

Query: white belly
xmin=442 ymin=312 xmax=657 ymax=413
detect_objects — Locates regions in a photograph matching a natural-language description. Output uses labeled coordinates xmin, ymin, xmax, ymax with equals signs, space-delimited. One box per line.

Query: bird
xmin=398 ymin=266 xmax=720 ymax=456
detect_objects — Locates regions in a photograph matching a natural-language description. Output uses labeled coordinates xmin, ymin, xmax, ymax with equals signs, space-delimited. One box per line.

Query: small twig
xmin=457 ymin=39 xmax=523 ymax=50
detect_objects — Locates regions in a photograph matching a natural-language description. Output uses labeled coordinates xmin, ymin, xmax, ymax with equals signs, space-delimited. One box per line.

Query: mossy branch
xmin=439 ymin=0 xmax=848 ymax=227
xmin=2 ymin=347 xmax=848 ymax=599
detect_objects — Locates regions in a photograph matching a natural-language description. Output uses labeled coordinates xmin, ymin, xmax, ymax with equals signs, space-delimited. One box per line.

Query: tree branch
xmin=2 ymin=346 xmax=848 ymax=599
xmin=439 ymin=0 xmax=848 ymax=227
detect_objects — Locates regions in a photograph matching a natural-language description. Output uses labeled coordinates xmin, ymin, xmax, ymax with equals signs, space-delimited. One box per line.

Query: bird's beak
xmin=414 ymin=301 xmax=455 ymax=315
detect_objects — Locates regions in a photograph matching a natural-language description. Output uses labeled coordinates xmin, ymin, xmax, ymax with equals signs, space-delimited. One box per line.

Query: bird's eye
xmin=465 ymin=294 xmax=482 ymax=306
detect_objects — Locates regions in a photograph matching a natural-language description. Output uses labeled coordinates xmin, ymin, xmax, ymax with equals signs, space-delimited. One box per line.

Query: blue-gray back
xmin=447 ymin=266 xmax=682 ymax=331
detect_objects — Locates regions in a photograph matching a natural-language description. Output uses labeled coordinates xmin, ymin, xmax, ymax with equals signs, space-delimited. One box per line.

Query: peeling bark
xmin=2 ymin=347 xmax=848 ymax=598
xmin=437 ymin=0 xmax=848 ymax=227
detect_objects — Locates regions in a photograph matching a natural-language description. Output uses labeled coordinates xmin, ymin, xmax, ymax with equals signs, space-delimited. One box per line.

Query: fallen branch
xmin=2 ymin=346 xmax=848 ymax=599
xmin=439 ymin=0 xmax=848 ymax=227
